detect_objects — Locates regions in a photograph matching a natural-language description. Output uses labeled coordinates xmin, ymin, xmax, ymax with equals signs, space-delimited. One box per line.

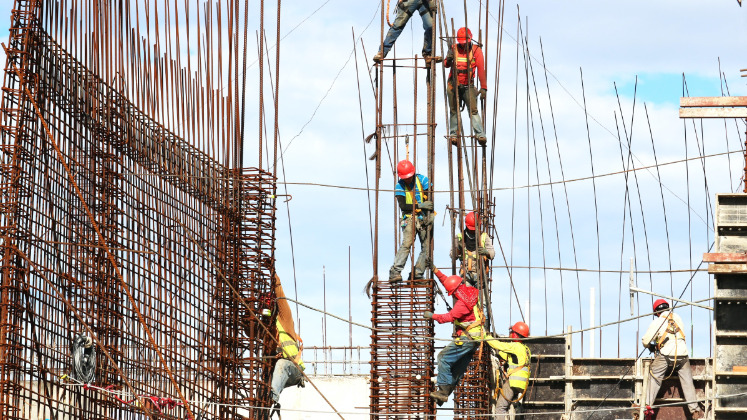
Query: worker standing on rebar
xmin=444 ymin=27 xmax=487 ymax=145
xmin=373 ymin=0 xmax=437 ymax=63
xmin=389 ymin=159 xmax=433 ymax=284
xmin=269 ymin=280 xmax=305 ymax=414
xmin=425 ymin=266 xmax=484 ymax=405
xmin=487 ymin=322 xmax=532 ymax=415
xmin=450 ymin=211 xmax=495 ymax=288
xmin=640 ymin=299 xmax=704 ymax=419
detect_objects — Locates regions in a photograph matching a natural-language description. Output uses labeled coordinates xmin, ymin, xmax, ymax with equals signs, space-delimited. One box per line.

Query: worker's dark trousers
xmin=379 ymin=0 xmax=433 ymax=57
xmin=435 ymin=337 xmax=479 ymax=389
xmin=270 ymin=359 xmax=303 ymax=403
xmin=389 ymin=213 xmax=432 ymax=280
xmin=646 ymin=354 xmax=698 ymax=413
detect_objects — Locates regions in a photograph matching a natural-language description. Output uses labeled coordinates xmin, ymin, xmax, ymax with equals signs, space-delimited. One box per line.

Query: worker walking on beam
xmin=389 ymin=159 xmax=433 ymax=284
xmin=425 ymin=265 xmax=484 ymax=405
xmin=640 ymin=299 xmax=704 ymax=419
xmin=488 ymin=322 xmax=532 ymax=415
xmin=450 ymin=211 xmax=495 ymax=288
xmin=373 ymin=0 xmax=437 ymax=63
xmin=444 ymin=27 xmax=487 ymax=145
xmin=269 ymin=280 xmax=306 ymax=415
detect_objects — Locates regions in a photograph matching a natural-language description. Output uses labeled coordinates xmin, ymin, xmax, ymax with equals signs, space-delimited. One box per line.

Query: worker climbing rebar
xmin=489 ymin=322 xmax=532 ymax=415
xmin=270 ymin=281 xmax=306 ymax=416
xmin=450 ymin=211 xmax=495 ymax=288
xmin=373 ymin=0 xmax=439 ymax=63
xmin=444 ymin=27 xmax=487 ymax=145
xmin=638 ymin=299 xmax=704 ymax=419
xmin=388 ymin=159 xmax=433 ymax=284
xmin=426 ymin=264 xmax=484 ymax=405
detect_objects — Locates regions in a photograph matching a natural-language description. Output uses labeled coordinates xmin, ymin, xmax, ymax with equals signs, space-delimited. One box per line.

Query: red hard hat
xmin=510 ymin=321 xmax=530 ymax=338
xmin=465 ymin=212 xmax=476 ymax=230
xmin=443 ymin=275 xmax=463 ymax=296
xmin=397 ymin=160 xmax=415 ymax=179
xmin=457 ymin=27 xmax=472 ymax=44
xmin=653 ymin=299 xmax=669 ymax=313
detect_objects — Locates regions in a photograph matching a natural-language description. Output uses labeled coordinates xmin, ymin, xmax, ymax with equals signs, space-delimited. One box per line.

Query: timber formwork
xmin=704 ymin=193 xmax=747 ymax=420
xmin=0 ymin=2 xmax=277 ymax=419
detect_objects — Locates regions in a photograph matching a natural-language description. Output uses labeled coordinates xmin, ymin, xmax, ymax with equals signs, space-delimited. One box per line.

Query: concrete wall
xmin=276 ymin=375 xmax=370 ymax=419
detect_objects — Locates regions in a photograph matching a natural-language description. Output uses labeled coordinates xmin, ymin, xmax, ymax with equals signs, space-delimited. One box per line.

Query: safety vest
xmin=456 ymin=231 xmax=489 ymax=274
xmin=656 ymin=313 xmax=685 ymax=351
xmin=453 ymin=301 xmax=485 ymax=338
xmin=453 ymin=44 xmax=476 ymax=86
xmin=277 ymin=321 xmax=305 ymax=371
xmin=402 ymin=176 xmax=426 ymax=217
xmin=500 ymin=344 xmax=531 ymax=391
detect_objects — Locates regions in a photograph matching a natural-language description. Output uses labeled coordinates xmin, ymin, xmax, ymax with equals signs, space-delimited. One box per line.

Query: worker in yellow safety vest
xmin=450 ymin=211 xmax=495 ymax=288
xmin=640 ymin=299 xmax=703 ymax=419
xmin=270 ymin=280 xmax=305 ymax=412
xmin=389 ymin=159 xmax=433 ymax=284
xmin=487 ymin=321 xmax=532 ymax=414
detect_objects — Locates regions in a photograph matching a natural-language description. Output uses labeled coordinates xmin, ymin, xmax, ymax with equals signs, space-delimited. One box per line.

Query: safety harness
xmin=456 ymin=231 xmax=489 ymax=275
xmin=656 ymin=313 xmax=685 ymax=351
xmin=402 ymin=176 xmax=426 ymax=219
xmin=453 ymin=43 xmax=476 ymax=87
xmin=493 ymin=343 xmax=532 ymax=403
xmin=277 ymin=321 xmax=305 ymax=370
xmin=454 ymin=303 xmax=485 ymax=338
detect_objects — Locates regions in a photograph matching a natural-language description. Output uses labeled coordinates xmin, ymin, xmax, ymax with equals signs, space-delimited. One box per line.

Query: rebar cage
xmin=0 ymin=1 xmax=277 ymax=419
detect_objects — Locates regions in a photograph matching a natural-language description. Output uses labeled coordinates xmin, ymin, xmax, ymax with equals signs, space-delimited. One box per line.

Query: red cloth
xmin=445 ymin=44 xmax=487 ymax=89
xmin=433 ymin=269 xmax=477 ymax=333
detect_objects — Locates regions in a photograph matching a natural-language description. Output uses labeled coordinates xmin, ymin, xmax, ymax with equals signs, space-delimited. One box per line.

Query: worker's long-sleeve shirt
xmin=641 ymin=311 xmax=689 ymax=357
xmin=431 ymin=269 xmax=476 ymax=330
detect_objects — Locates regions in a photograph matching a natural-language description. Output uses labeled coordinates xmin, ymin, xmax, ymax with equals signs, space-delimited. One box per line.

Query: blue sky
xmin=0 ymin=1 xmax=745 ymax=364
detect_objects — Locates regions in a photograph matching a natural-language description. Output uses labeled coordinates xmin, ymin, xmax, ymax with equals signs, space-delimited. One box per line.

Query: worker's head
xmin=653 ymin=299 xmax=669 ymax=317
xmin=509 ymin=321 xmax=530 ymax=342
xmin=457 ymin=27 xmax=472 ymax=45
xmin=443 ymin=275 xmax=463 ymax=296
xmin=396 ymin=160 xmax=416 ymax=182
xmin=465 ymin=211 xmax=477 ymax=231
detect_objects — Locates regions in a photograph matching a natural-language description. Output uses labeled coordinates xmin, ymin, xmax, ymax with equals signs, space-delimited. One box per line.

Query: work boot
xmin=447 ymin=135 xmax=459 ymax=146
xmin=476 ymin=134 xmax=487 ymax=145
xmin=690 ymin=409 xmax=705 ymax=419
xmin=429 ymin=386 xmax=450 ymax=406
xmin=388 ymin=273 xmax=402 ymax=285
xmin=423 ymin=53 xmax=442 ymax=64
xmin=373 ymin=51 xmax=384 ymax=63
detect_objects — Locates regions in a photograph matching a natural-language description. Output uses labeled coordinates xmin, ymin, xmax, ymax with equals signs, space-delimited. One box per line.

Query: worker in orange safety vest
xmin=444 ymin=27 xmax=487 ymax=145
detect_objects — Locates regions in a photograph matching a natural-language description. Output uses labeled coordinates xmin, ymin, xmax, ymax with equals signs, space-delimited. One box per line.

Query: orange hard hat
xmin=510 ymin=321 xmax=530 ymax=338
xmin=396 ymin=160 xmax=415 ymax=179
xmin=457 ymin=27 xmax=472 ymax=44
xmin=653 ymin=299 xmax=669 ymax=313
xmin=465 ymin=211 xmax=476 ymax=230
xmin=443 ymin=275 xmax=463 ymax=296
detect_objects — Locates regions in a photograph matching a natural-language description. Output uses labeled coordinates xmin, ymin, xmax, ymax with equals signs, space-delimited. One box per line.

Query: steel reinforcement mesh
xmin=370 ymin=280 xmax=436 ymax=419
xmin=0 ymin=3 xmax=277 ymax=420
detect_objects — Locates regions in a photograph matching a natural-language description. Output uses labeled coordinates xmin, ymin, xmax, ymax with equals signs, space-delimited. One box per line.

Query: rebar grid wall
xmin=0 ymin=1 xmax=278 ymax=419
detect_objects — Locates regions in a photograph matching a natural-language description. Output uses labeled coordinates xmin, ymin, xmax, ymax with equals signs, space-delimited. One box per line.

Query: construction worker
xmin=373 ymin=0 xmax=436 ymax=63
xmin=425 ymin=266 xmax=483 ymax=405
xmin=640 ymin=299 xmax=704 ymax=419
xmin=389 ymin=159 xmax=433 ymax=284
xmin=450 ymin=211 xmax=495 ymax=288
xmin=269 ymin=280 xmax=305 ymax=413
xmin=444 ymin=27 xmax=487 ymax=145
xmin=488 ymin=322 xmax=532 ymax=415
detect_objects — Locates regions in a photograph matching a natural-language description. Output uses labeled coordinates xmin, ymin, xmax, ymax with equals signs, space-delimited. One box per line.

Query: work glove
xmin=424 ymin=311 xmax=433 ymax=319
xmin=418 ymin=201 xmax=434 ymax=211
xmin=479 ymin=88 xmax=487 ymax=100
xmin=445 ymin=50 xmax=454 ymax=67
xmin=477 ymin=246 xmax=491 ymax=256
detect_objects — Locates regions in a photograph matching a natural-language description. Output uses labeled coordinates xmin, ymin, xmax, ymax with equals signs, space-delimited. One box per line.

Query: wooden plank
xmin=708 ymin=263 xmax=747 ymax=274
xmin=680 ymin=107 xmax=747 ymax=118
xmin=704 ymin=252 xmax=747 ymax=263
xmin=680 ymin=96 xmax=747 ymax=107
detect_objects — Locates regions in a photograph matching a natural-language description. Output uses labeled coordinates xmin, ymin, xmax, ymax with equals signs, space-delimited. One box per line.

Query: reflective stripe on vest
xmin=454 ymin=44 xmax=476 ymax=85
xmin=277 ymin=321 xmax=305 ymax=370
xmin=456 ymin=232 xmax=488 ymax=273
xmin=454 ymin=303 xmax=484 ymax=337
xmin=505 ymin=345 xmax=531 ymax=390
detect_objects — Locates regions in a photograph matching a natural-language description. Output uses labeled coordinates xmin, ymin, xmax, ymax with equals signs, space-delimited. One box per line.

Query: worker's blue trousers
xmin=380 ymin=0 xmax=433 ymax=57
xmin=435 ymin=338 xmax=479 ymax=388
xmin=270 ymin=359 xmax=303 ymax=403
